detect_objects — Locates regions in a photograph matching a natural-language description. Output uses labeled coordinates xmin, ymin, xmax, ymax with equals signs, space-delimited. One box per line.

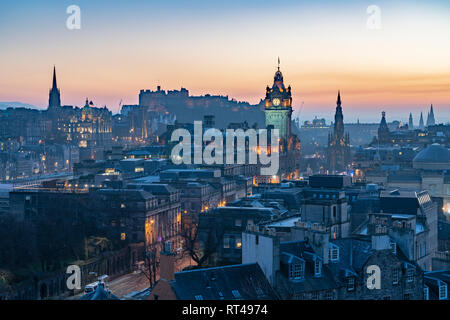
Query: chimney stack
xmin=159 ymin=252 xmax=175 ymax=281
xmin=371 ymin=234 xmax=390 ymax=251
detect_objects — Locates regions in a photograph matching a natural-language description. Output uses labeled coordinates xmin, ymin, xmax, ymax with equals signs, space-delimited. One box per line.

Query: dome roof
xmin=413 ymin=144 xmax=450 ymax=164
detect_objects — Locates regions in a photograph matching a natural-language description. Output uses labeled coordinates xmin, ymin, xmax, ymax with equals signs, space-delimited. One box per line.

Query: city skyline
xmin=1 ymin=0 xmax=450 ymax=122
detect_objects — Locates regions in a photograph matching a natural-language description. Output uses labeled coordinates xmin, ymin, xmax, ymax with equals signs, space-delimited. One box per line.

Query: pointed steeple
xmin=419 ymin=112 xmax=424 ymax=129
xmin=333 ymin=91 xmax=344 ymax=140
xmin=408 ymin=113 xmax=414 ymax=130
xmin=48 ymin=66 xmax=61 ymax=109
xmin=426 ymin=104 xmax=436 ymax=126
xmin=52 ymin=66 xmax=58 ymax=89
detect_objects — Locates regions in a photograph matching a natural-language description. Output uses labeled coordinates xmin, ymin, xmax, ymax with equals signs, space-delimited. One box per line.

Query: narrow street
xmin=66 ymin=253 xmax=194 ymax=299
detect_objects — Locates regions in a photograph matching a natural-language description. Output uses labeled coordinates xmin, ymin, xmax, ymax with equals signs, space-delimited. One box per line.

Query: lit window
xmin=235 ymin=238 xmax=242 ymax=249
xmin=121 ymin=233 xmax=126 ymax=241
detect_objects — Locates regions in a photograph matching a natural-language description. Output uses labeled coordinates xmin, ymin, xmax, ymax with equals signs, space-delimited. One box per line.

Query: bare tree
xmin=179 ymin=215 xmax=222 ymax=268
xmin=138 ymin=244 xmax=159 ymax=288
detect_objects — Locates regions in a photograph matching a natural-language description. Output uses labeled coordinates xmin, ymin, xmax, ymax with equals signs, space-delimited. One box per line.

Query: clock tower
xmin=264 ymin=59 xmax=293 ymax=147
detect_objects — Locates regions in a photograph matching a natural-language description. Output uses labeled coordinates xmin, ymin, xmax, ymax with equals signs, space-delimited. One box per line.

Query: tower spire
xmin=52 ymin=66 xmax=58 ymax=89
xmin=278 ymin=57 xmax=280 ymax=71
xmin=426 ymin=104 xmax=436 ymax=126
xmin=419 ymin=112 xmax=424 ymax=129
xmin=48 ymin=66 xmax=61 ymax=109
xmin=337 ymin=90 xmax=341 ymax=106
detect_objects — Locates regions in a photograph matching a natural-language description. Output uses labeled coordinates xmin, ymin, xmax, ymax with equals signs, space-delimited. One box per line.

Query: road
xmin=66 ymin=253 xmax=194 ymax=299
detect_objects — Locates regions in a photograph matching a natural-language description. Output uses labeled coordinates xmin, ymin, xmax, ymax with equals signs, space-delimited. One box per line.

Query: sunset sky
xmin=1 ymin=0 xmax=450 ymax=123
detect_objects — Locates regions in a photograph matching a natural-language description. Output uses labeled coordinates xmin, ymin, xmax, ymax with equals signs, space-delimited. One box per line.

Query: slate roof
xmin=424 ymin=269 xmax=450 ymax=300
xmin=277 ymin=241 xmax=339 ymax=294
xmin=327 ymin=238 xmax=372 ymax=279
xmin=387 ymin=174 xmax=421 ymax=183
xmin=170 ymin=263 xmax=278 ymax=300
xmin=96 ymin=189 xmax=155 ymax=201
xmin=128 ymin=183 xmax=177 ymax=195
xmin=79 ymin=285 xmax=120 ymax=300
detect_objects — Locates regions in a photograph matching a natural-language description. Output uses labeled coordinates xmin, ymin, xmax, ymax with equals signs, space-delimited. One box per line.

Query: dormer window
xmin=329 ymin=243 xmax=340 ymax=262
xmin=347 ymin=277 xmax=355 ymax=291
xmin=439 ymin=282 xmax=448 ymax=300
xmin=289 ymin=262 xmax=305 ymax=280
xmin=314 ymin=259 xmax=322 ymax=277
xmin=390 ymin=241 xmax=397 ymax=254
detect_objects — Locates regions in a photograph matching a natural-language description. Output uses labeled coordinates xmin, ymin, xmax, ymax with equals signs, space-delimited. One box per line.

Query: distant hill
xmin=0 ymin=102 xmax=39 ymax=110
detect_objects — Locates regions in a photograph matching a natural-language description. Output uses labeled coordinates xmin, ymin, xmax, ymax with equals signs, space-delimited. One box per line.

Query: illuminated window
xmin=121 ymin=233 xmax=126 ymax=241
xmin=235 ymin=238 xmax=242 ymax=249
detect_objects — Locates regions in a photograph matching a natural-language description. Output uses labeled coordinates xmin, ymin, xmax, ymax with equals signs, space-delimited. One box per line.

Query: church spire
xmin=52 ymin=66 xmax=58 ymax=89
xmin=426 ymin=104 xmax=436 ymax=126
xmin=408 ymin=112 xmax=414 ymax=130
xmin=48 ymin=66 xmax=61 ymax=109
xmin=277 ymin=57 xmax=280 ymax=71
xmin=337 ymin=90 xmax=341 ymax=106
xmin=419 ymin=112 xmax=424 ymax=129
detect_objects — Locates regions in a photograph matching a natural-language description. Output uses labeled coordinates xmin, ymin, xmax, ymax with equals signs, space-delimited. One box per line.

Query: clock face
xmin=272 ymin=98 xmax=281 ymax=106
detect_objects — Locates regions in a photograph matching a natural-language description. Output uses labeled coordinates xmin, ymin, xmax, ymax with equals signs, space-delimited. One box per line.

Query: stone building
xmin=243 ymin=224 xmax=424 ymax=300
xmin=327 ymin=92 xmax=351 ymax=173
